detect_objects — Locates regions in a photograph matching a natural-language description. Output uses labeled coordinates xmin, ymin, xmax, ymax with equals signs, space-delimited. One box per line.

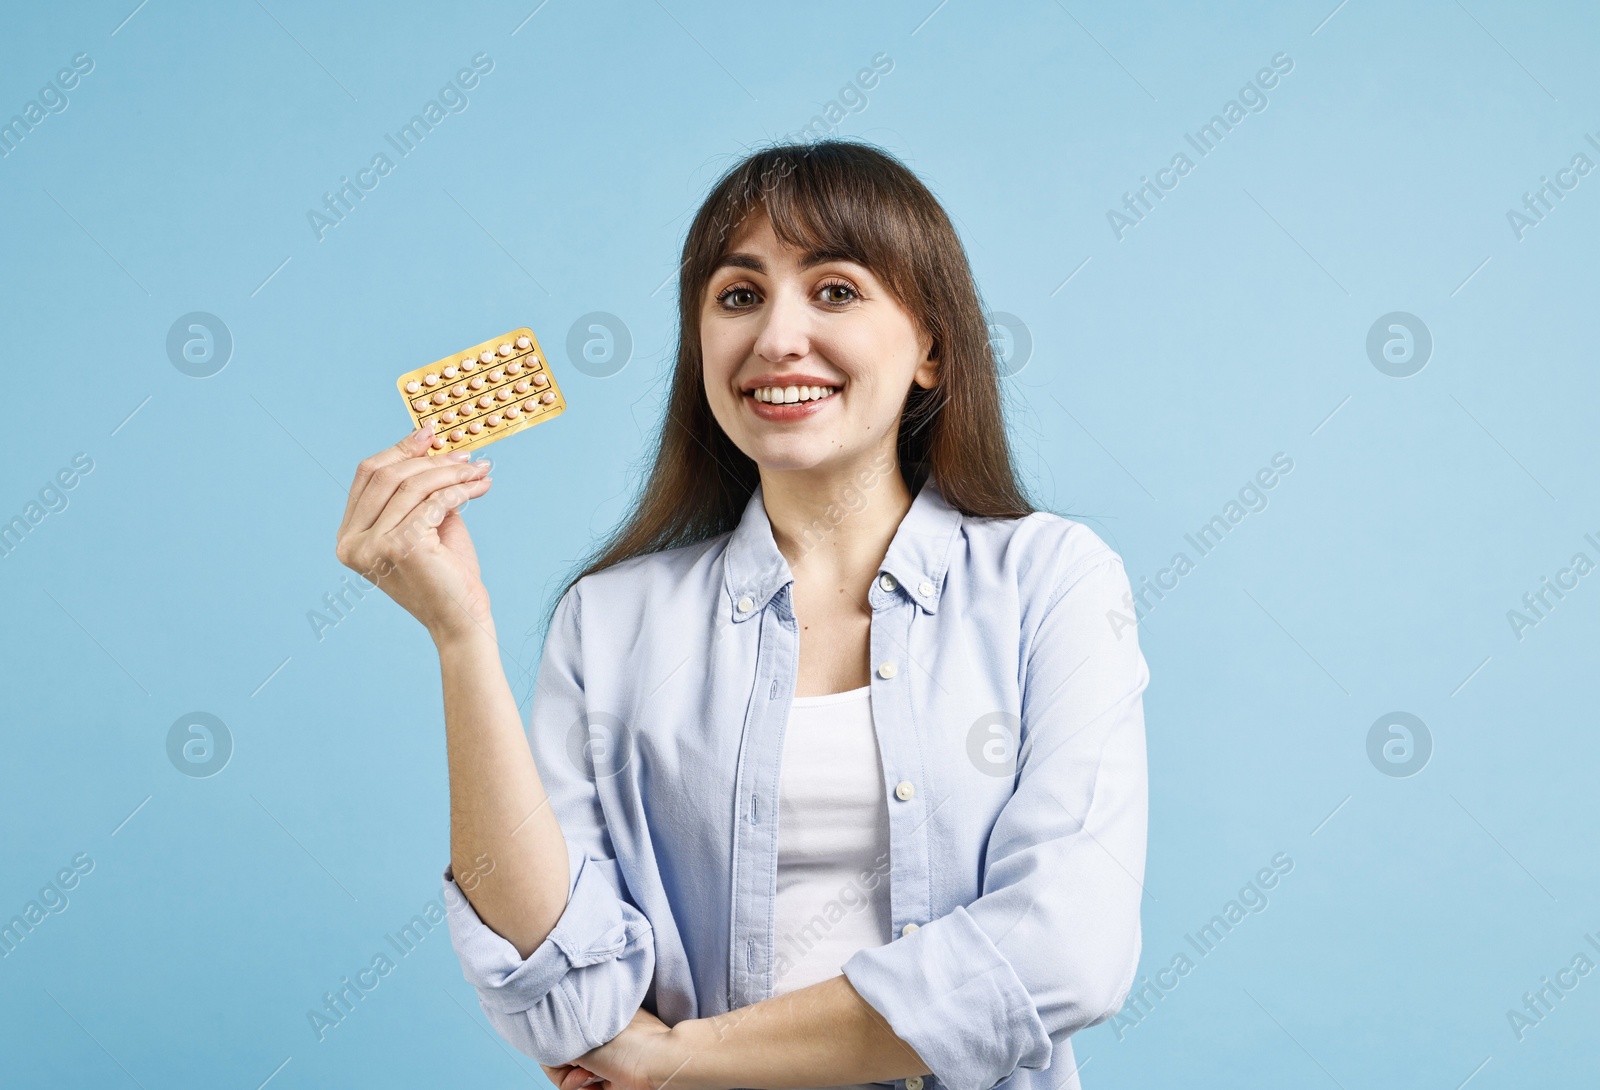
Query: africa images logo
xmin=1106 ymin=52 xmax=1294 ymax=240
xmin=306 ymin=53 xmax=495 ymax=241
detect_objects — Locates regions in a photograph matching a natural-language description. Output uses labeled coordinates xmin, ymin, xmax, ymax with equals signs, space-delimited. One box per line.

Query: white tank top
xmin=773 ymin=683 xmax=894 ymax=1024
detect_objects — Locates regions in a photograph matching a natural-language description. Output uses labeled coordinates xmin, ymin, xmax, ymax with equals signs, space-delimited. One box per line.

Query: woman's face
xmin=700 ymin=212 xmax=936 ymax=475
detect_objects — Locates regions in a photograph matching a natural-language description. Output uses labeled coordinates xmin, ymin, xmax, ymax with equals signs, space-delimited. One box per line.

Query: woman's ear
xmin=913 ymin=330 xmax=940 ymax=389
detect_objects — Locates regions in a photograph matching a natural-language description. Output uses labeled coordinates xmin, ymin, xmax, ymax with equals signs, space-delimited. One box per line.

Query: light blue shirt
xmin=442 ymin=471 xmax=1150 ymax=1090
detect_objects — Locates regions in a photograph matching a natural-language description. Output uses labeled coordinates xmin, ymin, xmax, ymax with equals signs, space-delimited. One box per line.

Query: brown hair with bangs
xmin=555 ymin=139 xmax=1035 ymax=609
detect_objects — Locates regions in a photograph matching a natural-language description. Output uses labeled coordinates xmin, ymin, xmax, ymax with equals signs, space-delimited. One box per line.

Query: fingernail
xmin=447 ymin=451 xmax=471 ymax=463
xmin=475 ymin=458 xmax=492 ymax=471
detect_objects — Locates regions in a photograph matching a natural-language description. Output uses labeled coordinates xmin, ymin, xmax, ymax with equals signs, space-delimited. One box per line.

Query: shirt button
xmin=736 ymin=596 xmax=754 ymax=613
xmin=877 ymin=661 xmax=898 ymax=679
xmin=918 ymin=581 xmax=934 ymax=597
xmin=879 ymin=573 xmax=897 ymax=592
xmin=901 ymin=922 xmax=920 ymax=937
xmin=906 ymin=1077 xmax=925 ymax=1090
xmin=895 ymin=780 xmax=915 ymax=801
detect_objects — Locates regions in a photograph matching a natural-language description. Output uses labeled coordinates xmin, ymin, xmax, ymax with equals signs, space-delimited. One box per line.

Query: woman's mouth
xmin=744 ymin=384 xmax=839 ymax=420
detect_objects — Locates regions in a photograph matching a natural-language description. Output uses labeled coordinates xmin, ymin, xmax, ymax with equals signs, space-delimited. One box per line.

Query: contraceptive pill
xmin=395 ymin=326 xmax=566 ymax=455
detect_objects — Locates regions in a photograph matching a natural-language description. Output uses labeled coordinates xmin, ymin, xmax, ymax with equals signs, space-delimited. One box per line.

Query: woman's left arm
xmin=663 ymin=974 xmax=928 ymax=1088
xmin=805 ymin=547 xmax=1143 ymax=1090
xmin=558 ymin=948 xmax=926 ymax=1090
xmin=828 ymin=549 xmax=1150 ymax=1090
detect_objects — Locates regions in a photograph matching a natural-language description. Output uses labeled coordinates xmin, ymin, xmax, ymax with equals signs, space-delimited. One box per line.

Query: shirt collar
xmin=722 ymin=470 xmax=964 ymax=621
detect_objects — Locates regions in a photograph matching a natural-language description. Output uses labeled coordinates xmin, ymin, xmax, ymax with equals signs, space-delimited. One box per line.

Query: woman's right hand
xmin=334 ymin=425 xmax=496 ymax=644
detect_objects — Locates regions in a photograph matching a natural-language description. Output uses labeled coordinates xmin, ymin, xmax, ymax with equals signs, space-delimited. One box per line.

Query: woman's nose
xmin=752 ymin=288 xmax=811 ymax=362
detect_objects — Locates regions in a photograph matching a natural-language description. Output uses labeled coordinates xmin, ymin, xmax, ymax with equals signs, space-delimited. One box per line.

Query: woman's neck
xmin=758 ymin=452 xmax=914 ymax=587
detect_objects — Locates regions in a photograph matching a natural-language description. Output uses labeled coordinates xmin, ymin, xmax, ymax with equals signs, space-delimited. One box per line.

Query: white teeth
xmin=751 ymin=384 xmax=837 ymax=403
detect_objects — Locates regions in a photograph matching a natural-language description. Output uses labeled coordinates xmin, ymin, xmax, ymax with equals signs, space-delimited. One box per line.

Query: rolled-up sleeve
xmin=441 ymin=584 xmax=657 ymax=1066
xmin=843 ymin=548 xmax=1149 ymax=1090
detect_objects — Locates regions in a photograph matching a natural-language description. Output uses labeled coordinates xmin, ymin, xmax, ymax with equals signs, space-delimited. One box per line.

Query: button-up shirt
xmin=442 ymin=471 xmax=1150 ymax=1090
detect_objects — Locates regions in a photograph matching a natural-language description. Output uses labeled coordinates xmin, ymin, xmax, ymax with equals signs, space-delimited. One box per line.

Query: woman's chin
xmin=749 ymin=451 xmax=833 ymax=474
xmin=748 ymin=445 xmax=886 ymax=478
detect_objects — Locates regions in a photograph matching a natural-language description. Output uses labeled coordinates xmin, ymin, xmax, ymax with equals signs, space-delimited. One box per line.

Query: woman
xmin=334 ymin=140 xmax=1149 ymax=1090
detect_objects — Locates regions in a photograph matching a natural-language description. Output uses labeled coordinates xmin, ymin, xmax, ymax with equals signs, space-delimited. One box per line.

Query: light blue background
xmin=3 ymin=1 xmax=1597 ymax=1086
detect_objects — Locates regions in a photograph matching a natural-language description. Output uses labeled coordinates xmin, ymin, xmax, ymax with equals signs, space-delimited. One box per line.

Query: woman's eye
xmin=717 ymin=287 xmax=758 ymax=309
xmin=819 ymin=282 xmax=857 ymax=304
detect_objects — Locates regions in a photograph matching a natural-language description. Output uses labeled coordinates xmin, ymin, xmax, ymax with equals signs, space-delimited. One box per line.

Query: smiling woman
xmin=336 ymin=139 xmax=1149 ymax=1090
xmin=560 ymin=139 xmax=1036 ymax=594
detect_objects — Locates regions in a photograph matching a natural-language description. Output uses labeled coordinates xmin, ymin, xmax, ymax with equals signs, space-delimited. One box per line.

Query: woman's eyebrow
xmin=714 ymin=252 xmax=765 ymax=274
xmin=800 ymin=248 xmax=863 ymax=269
xmin=711 ymin=248 xmax=864 ymax=276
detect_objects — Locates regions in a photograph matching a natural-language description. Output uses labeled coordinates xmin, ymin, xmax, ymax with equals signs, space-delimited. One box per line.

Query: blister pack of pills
xmin=396 ymin=327 xmax=566 ymax=455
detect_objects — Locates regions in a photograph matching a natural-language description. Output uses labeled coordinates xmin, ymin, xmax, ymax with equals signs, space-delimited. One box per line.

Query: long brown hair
xmin=551 ymin=139 xmax=1036 ymax=620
